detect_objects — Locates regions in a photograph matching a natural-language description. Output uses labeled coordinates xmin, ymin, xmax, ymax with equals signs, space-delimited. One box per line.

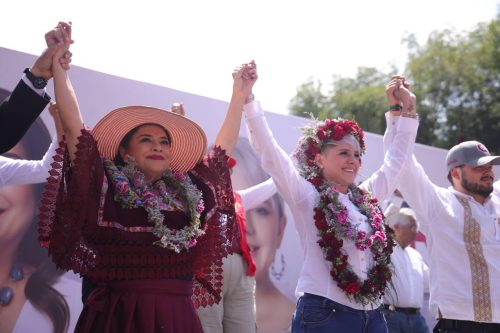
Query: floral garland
xmin=103 ymin=156 xmax=205 ymax=253
xmin=294 ymin=118 xmax=394 ymax=306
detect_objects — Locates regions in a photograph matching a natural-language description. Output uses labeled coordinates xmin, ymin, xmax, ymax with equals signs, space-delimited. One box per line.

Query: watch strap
xmin=23 ymin=68 xmax=47 ymax=89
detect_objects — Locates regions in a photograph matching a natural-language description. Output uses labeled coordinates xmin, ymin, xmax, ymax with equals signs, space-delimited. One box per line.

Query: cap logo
xmin=477 ymin=144 xmax=488 ymax=153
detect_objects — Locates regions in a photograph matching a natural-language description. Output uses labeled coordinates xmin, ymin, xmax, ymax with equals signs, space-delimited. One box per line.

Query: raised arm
xmin=382 ymin=76 xmax=408 ymax=152
xmin=0 ymin=23 xmax=72 ymax=154
xmin=51 ymin=23 xmax=84 ymax=162
xmin=360 ymin=77 xmax=418 ymax=202
xmin=48 ymin=102 xmax=64 ymax=142
xmin=214 ymin=61 xmax=257 ymax=155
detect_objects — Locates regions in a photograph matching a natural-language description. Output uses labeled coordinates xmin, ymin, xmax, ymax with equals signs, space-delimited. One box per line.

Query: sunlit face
xmin=0 ymin=144 xmax=36 ymax=249
xmin=454 ymin=163 xmax=495 ymax=198
xmin=315 ymin=141 xmax=360 ymax=192
xmin=119 ymin=125 xmax=172 ymax=182
xmin=245 ymin=198 xmax=286 ymax=282
xmin=394 ymin=218 xmax=417 ymax=248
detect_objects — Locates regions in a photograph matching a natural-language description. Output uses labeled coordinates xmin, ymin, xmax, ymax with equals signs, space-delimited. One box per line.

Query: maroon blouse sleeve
xmin=38 ymin=129 xmax=104 ymax=275
xmin=190 ymin=145 xmax=238 ymax=307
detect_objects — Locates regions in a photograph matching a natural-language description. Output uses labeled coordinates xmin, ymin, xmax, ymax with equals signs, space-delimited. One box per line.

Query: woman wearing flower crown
xmin=242 ymin=67 xmax=419 ymax=332
xmin=39 ymin=23 xmax=257 ymax=333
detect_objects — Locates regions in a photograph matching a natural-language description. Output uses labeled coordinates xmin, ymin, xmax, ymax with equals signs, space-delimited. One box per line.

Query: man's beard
xmin=461 ymin=177 xmax=493 ymax=198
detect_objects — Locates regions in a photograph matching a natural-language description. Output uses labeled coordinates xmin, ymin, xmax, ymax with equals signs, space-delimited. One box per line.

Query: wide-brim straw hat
xmin=92 ymin=106 xmax=207 ymax=172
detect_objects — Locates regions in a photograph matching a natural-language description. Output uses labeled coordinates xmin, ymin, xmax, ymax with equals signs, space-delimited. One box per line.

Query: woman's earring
xmin=271 ymin=252 xmax=286 ymax=280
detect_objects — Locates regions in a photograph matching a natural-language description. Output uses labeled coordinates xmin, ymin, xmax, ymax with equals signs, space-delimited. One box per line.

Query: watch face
xmin=33 ymin=77 xmax=47 ymax=89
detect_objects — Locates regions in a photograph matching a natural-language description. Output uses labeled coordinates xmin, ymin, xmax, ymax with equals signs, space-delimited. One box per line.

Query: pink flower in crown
xmin=317 ymin=129 xmax=328 ymax=140
xmin=332 ymin=125 xmax=345 ymax=140
xmin=188 ymin=239 xmax=197 ymax=248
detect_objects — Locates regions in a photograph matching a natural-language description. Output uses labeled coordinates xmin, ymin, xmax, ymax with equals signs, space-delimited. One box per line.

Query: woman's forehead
xmin=133 ymin=124 xmax=168 ymax=136
xmin=327 ymin=140 xmax=360 ymax=153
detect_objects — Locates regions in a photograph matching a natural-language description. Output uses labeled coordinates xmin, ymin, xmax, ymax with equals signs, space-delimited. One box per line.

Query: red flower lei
xmin=294 ymin=118 xmax=394 ymax=306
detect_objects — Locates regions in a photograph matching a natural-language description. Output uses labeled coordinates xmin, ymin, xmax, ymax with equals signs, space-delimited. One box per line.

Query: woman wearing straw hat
xmin=39 ymin=23 xmax=257 ymax=333
xmin=242 ymin=67 xmax=419 ymax=333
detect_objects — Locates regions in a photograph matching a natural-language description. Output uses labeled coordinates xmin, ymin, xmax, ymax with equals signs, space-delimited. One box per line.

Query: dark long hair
xmin=12 ymin=115 xmax=70 ymax=333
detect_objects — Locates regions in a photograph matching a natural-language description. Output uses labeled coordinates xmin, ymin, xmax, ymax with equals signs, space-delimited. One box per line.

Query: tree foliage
xmin=405 ymin=14 xmax=500 ymax=152
xmin=289 ymin=67 xmax=396 ymax=135
xmin=289 ymin=14 xmax=500 ymax=153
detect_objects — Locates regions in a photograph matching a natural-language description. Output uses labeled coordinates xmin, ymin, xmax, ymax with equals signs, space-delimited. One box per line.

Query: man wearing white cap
xmin=393 ymin=140 xmax=500 ymax=333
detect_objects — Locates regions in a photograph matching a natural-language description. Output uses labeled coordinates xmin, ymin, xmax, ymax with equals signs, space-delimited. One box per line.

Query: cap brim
xmin=468 ymin=155 xmax=500 ymax=167
xmin=91 ymin=106 xmax=207 ymax=172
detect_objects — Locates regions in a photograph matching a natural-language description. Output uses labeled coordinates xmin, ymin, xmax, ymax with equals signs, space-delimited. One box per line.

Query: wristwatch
xmin=23 ymin=68 xmax=47 ymax=89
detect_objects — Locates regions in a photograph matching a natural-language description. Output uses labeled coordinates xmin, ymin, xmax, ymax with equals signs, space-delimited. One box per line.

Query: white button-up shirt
xmin=384 ymin=243 xmax=429 ymax=308
xmin=244 ymin=101 xmax=418 ymax=309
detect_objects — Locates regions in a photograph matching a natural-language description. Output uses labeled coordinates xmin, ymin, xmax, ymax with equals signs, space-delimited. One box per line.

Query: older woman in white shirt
xmin=239 ymin=70 xmax=419 ymax=333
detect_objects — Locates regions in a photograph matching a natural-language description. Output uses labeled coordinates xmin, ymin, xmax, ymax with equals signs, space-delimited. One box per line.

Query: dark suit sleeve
xmin=0 ymin=80 xmax=51 ymax=153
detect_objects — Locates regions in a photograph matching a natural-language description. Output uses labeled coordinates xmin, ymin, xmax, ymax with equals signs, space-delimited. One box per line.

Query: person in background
xmin=243 ymin=66 xmax=418 ymax=333
xmin=383 ymin=205 xmax=430 ymax=333
xmin=0 ymin=22 xmax=71 ymax=154
xmin=388 ymin=83 xmax=500 ymax=332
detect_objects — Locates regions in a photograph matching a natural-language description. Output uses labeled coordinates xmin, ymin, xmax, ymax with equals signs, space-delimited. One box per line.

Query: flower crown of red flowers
xmin=293 ymin=118 xmax=366 ymax=184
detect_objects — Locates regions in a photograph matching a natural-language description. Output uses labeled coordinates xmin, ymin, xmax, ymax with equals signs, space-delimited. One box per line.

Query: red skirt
xmin=75 ymin=279 xmax=203 ymax=333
